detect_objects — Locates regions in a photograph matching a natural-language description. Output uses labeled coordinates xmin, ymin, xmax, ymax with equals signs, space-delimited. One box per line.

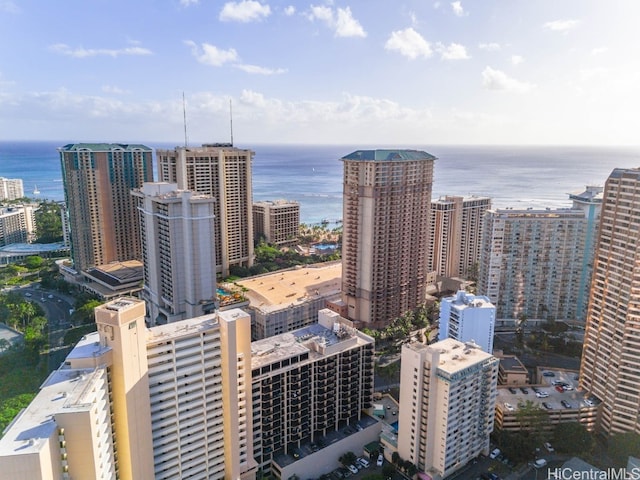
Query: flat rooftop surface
xmin=406 ymin=338 xmax=494 ymax=373
xmin=86 ymin=260 xmax=143 ymax=286
xmin=236 ymin=261 xmax=341 ymax=313
xmin=499 ymin=355 xmax=527 ymax=372
xmin=0 ymin=366 xmax=103 ymax=457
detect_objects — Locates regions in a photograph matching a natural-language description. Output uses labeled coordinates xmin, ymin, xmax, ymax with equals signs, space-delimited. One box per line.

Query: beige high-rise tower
xmin=580 ymin=168 xmax=640 ymax=435
xmin=156 ymin=144 xmax=254 ymax=277
xmin=429 ymin=195 xmax=491 ymax=278
xmin=341 ymin=149 xmax=435 ymax=327
xmin=133 ymin=182 xmax=218 ymax=325
xmin=59 ymin=143 xmax=153 ymax=273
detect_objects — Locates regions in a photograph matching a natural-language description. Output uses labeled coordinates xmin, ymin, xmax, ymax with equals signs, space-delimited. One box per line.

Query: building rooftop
xmin=446 ymin=290 xmax=494 ymax=309
xmin=0 ymin=366 xmax=104 ymax=457
xmin=147 ymin=312 xmax=220 ymax=343
xmin=59 ymin=143 xmax=152 ymax=152
xmin=236 ymin=261 xmax=341 ymax=314
xmin=251 ymin=310 xmax=371 ymax=369
xmin=569 ymin=185 xmax=603 ymax=203
xmin=341 ymin=149 xmax=436 ymax=162
xmin=499 ymin=355 xmax=527 ymax=373
xmin=491 ymin=208 xmax=587 ymax=218
xmin=85 ymin=260 xmax=143 ymax=287
xmin=406 ymin=338 xmax=494 ymax=373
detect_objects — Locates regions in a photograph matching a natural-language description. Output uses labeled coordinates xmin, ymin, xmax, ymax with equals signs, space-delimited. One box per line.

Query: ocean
xmin=1 ymin=141 xmax=640 ymax=225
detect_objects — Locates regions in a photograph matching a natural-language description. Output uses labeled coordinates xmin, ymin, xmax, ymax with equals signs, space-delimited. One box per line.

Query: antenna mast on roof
xmin=182 ymin=92 xmax=189 ymax=147
xmin=229 ymin=99 xmax=234 ymax=146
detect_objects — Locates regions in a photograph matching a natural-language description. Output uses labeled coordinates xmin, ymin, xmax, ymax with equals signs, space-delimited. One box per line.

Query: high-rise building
xmin=398 ymin=338 xmax=498 ymax=480
xmin=0 ymin=177 xmax=24 ymax=201
xmin=156 ymin=144 xmax=254 ymax=277
xmin=251 ymin=309 xmax=375 ymax=477
xmin=580 ymin=169 xmax=640 ymax=435
xmin=438 ymin=290 xmax=496 ymax=354
xmin=0 ymin=298 xmax=255 ymax=480
xmin=341 ymin=149 xmax=435 ymax=327
xmin=429 ymin=195 xmax=491 ymax=279
xmin=253 ymin=199 xmax=300 ymax=246
xmin=477 ymin=186 xmax=602 ymax=323
xmin=133 ymin=182 xmax=217 ymax=325
xmin=0 ymin=204 xmax=36 ymax=246
xmin=59 ymin=143 xmax=153 ymax=273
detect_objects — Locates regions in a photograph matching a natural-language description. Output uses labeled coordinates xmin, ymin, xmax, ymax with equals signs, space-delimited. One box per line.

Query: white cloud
xmin=511 ymin=55 xmax=523 ymax=66
xmin=235 ymin=64 xmax=287 ymax=75
xmin=180 ymin=0 xmax=199 ymax=6
xmin=436 ymin=42 xmax=470 ymax=60
xmin=543 ymin=19 xmax=580 ymax=32
xmin=0 ymin=1 xmax=19 ymax=13
xmin=307 ymin=5 xmax=366 ymax=38
xmin=385 ymin=28 xmax=432 ymax=60
xmin=284 ymin=5 xmax=295 ymax=16
xmin=49 ymin=44 xmax=152 ymax=58
xmin=451 ymin=1 xmax=465 ymax=17
xmin=185 ymin=41 xmax=238 ymax=66
xmin=219 ymin=1 xmax=271 ymax=23
xmin=482 ymin=66 xmax=534 ymax=93
xmin=102 ymin=85 xmax=130 ymax=95
xmin=591 ymin=47 xmax=607 ymax=55
xmin=478 ymin=42 xmax=500 ymax=51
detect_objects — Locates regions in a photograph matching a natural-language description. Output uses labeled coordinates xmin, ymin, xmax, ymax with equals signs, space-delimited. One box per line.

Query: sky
xmin=1 ymin=0 xmax=640 ymax=145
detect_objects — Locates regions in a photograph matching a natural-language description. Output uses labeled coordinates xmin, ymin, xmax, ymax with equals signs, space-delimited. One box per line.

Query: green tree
xmin=515 ymin=400 xmax=550 ymax=440
xmin=34 ymin=201 xmax=63 ymax=243
xmin=553 ymin=422 xmax=594 ymax=455
xmin=23 ymin=255 xmax=45 ymax=270
xmin=382 ymin=464 xmax=395 ymax=478
xmin=339 ymin=451 xmax=357 ymax=466
xmin=73 ymin=299 xmax=103 ymax=325
xmin=608 ymin=432 xmax=640 ymax=467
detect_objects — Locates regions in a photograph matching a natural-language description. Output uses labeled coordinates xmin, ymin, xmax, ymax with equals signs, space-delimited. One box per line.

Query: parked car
xmin=544 ymin=442 xmax=555 ymax=453
xmin=357 ymin=457 xmax=370 ymax=468
xmin=508 ymin=387 xmax=517 ymax=394
xmin=504 ymin=402 xmax=515 ymax=411
xmin=348 ymin=464 xmax=358 ymax=475
xmin=536 ymin=391 xmax=549 ymax=398
xmin=489 ymin=448 xmax=501 ymax=459
xmin=534 ymin=459 xmax=548 ymax=468
xmin=562 ymin=384 xmax=574 ymax=391
xmin=377 ymin=454 xmax=384 ymax=467
xmin=542 ymin=402 xmax=552 ymax=409
xmin=520 ymin=387 xmax=529 ymax=394
xmin=584 ymin=398 xmax=595 ymax=407
xmin=561 ymin=400 xmax=572 ymax=409
xmin=543 ymin=371 xmax=555 ymax=377
xmin=489 ymin=473 xmax=501 ymax=480
xmin=555 ymin=385 xmax=565 ymax=393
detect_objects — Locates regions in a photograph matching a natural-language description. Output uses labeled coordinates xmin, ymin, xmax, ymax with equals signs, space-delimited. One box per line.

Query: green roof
xmin=341 ymin=149 xmax=436 ymax=162
xmin=60 ymin=143 xmax=152 ymax=152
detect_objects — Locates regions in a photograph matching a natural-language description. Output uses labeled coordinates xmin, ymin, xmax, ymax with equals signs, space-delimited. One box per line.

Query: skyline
xmin=2 ymin=1 xmax=639 ymax=145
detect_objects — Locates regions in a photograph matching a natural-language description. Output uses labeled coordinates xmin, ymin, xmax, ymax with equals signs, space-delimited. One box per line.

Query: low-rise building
xmin=237 ymin=261 xmax=342 ymax=339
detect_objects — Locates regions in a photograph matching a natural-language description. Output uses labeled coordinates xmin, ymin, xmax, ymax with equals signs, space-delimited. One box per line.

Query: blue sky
xmin=1 ymin=0 xmax=639 ymax=145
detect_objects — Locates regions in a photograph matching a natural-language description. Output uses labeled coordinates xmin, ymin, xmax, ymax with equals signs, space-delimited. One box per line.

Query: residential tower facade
xmin=59 ymin=143 xmax=153 ymax=273
xmin=156 ymin=144 xmax=254 ymax=277
xmin=438 ymin=290 xmax=496 ymax=354
xmin=429 ymin=195 xmax=491 ymax=279
xmin=580 ymin=169 xmax=640 ymax=435
xmin=253 ymin=199 xmax=300 ymax=247
xmin=398 ymin=338 xmax=498 ymax=479
xmin=341 ymin=149 xmax=435 ymax=327
xmin=133 ymin=182 xmax=217 ymax=325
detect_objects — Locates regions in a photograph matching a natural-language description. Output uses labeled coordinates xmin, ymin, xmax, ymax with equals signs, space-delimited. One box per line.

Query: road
xmin=19 ymin=285 xmax=75 ymax=371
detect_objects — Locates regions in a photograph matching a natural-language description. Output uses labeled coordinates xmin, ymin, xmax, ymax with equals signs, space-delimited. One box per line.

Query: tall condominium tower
xmin=156 ymin=144 xmax=254 ymax=277
xmin=0 ymin=298 xmax=255 ymax=480
xmin=133 ymin=182 xmax=217 ymax=325
xmin=429 ymin=195 xmax=491 ymax=279
xmin=438 ymin=290 xmax=496 ymax=354
xmin=251 ymin=309 xmax=374 ymax=478
xmin=398 ymin=338 xmax=498 ymax=479
xmin=0 ymin=177 xmax=24 ymax=201
xmin=253 ymin=199 xmax=300 ymax=247
xmin=477 ymin=186 xmax=602 ymax=323
xmin=341 ymin=149 xmax=436 ymax=327
xmin=0 ymin=204 xmax=36 ymax=246
xmin=59 ymin=143 xmax=153 ymax=273
xmin=580 ymin=169 xmax=640 ymax=435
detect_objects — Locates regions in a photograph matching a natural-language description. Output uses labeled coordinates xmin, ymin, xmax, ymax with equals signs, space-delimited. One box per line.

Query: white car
xmin=534 ymin=459 xmax=547 ymax=468
xmin=536 ymin=391 xmax=549 ymax=398
xmin=544 ymin=442 xmax=555 ymax=453
xmin=504 ymin=402 xmax=515 ymax=411
xmin=490 ymin=448 xmax=501 ymax=459
xmin=348 ymin=464 xmax=358 ymax=474
xmin=584 ymin=399 xmax=595 ymax=407
xmin=377 ymin=454 xmax=384 ymax=467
